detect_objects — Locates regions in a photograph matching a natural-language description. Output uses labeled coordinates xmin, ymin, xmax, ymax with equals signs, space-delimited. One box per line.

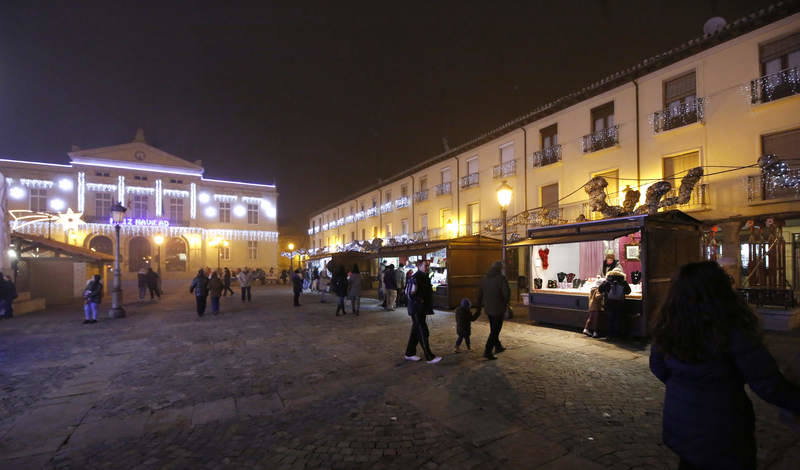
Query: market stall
xmin=377 ymin=235 xmax=502 ymax=309
xmin=305 ymin=251 xmax=375 ymax=291
xmin=508 ymin=211 xmax=702 ymax=337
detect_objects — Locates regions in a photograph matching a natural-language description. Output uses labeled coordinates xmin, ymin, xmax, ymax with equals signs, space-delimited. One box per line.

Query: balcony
xmin=307 ymin=228 xmax=313 ymax=235
xmin=366 ymin=207 xmax=378 ymax=217
xmin=651 ymin=97 xmax=705 ymax=133
xmin=747 ymin=174 xmax=800 ymax=203
xmin=434 ymin=182 xmax=452 ymax=196
xmin=394 ymin=197 xmax=410 ymax=209
xmin=493 ymin=160 xmax=517 ymax=178
xmin=581 ymin=125 xmax=619 ymax=153
xmin=345 ymin=215 xmax=354 ymax=224
xmin=322 ymin=223 xmax=329 ymax=231
xmin=662 ymin=184 xmax=709 ymax=211
xmin=380 ymin=202 xmax=393 ymax=214
xmin=355 ymin=211 xmax=365 ymax=221
xmin=749 ymin=66 xmax=800 ymax=105
xmin=414 ymin=190 xmax=429 ymax=202
xmin=460 ymin=172 xmax=479 ymax=189
xmin=531 ymin=145 xmax=562 ymax=167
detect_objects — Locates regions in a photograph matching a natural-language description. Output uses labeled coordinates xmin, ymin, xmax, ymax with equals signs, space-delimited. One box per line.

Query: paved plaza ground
xmin=1 ymin=285 xmax=798 ymax=470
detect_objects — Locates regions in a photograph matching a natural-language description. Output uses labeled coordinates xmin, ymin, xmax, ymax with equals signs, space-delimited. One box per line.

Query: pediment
xmin=68 ymin=142 xmax=203 ymax=173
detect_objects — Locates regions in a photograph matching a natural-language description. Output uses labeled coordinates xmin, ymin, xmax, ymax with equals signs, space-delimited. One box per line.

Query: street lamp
xmin=496 ymin=181 xmax=513 ymax=273
xmin=109 ymin=201 xmax=127 ymax=318
xmin=153 ymin=234 xmax=164 ymax=292
xmin=288 ymin=243 xmax=295 ymax=272
xmin=209 ymin=236 xmax=228 ymax=270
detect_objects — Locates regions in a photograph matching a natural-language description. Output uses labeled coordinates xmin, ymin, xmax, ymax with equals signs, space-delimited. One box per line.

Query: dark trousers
xmin=293 ymin=290 xmax=301 ymax=306
xmin=485 ymin=315 xmax=504 ymax=354
xmin=223 ymin=283 xmax=234 ymax=296
xmin=405 ymin=306 xmax=435 ymax=360
xmin=211 ymin=296 xmax=220 ymax=313
xmin=456 ymin=335 xmax=471 ymax=348
xmin=148 ymin=286 xmax=160 ymax=299
xmin=241 ymin=286 xmax=251 ymax=302
xmin=606 ymin=299 xmax=626 ymax=338
xmin=195 ymin=296 xmax=207 ymax=316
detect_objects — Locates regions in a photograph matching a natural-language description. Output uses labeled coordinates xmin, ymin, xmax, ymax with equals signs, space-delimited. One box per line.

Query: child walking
xmin=454 ymin=298 xmax=479 ymax=352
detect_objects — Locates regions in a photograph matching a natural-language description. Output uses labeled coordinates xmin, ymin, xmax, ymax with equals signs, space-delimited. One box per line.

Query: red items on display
xmin=538 ymin=248 xmax=550 ymax=270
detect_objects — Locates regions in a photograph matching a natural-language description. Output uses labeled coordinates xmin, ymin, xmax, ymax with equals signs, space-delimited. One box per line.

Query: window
xmin=440 ymin=208 xmax=452 ymax=230
xmin=385 ymin=190 xmax=391 ymax=202
xmin=132 ymin=194 xmax=148 ymax=218
xmin=401 ymin=219 xmax=408 ymax=235
xmin=134 ymin=175 xmax=148 ymax=181
xmin=761 ymin=128 xmax=800 ymax=200
xmin=362 ymin=228 xmax=366 ymax=240
xmin=221 ymin=246 xmax=231 ymax=261
xmin=664 ymin=71 xmax=696 ymax=108
xmin=89 ymin=236 xmax=113 ymax=255
xmin=541 ymin=183 xmax=559 ymax=210
xmin=756 ymin=33 xmax=800 ymax=103
xmin=128 ymin=236 xmax=151 ymax=272
xmin=166 ymin=238 xmax=187 ymax=272
xmin=385 ymin=223 xmax=392 ymax=238
xmin=467 ymin=203 xmax=480 ymax=235
xmin=663 ymin=151 xmax=700 ymax=180
xmin=95 ymin=171 xmax=110 ymax=177
xmin=500 ymin=144 xmax=514 ymax=163
xmin=496 ymin=144 xmax=516 ymax=177
xmin=372 ymin=198 xmax=377 ymax=208
xmin=247 ymin=203 xmax=259 ymax=224
xmin=219 ymin=201 xmax=231 ymax=223
xmin=594 ymin=169 xmax=619 ymax=202
xmin=247 ymin=241 xmax=258 ymax=260
xmin=541 ymin=124 xmax=558 ymax=149
xmin=169 ymin=178 xmax=184 ymax=184
xmin=591 ymin=102 xmax=615 ymax=132
xmin=401 ymin=184 xmax=408 ymax=198
xmin=420 ymin=177 xmax=428 ymax=191
xmin=169 ymin=197 xmax=184 ymax=223
xmin=441 ymin=168 xmax=451 ymax=183
xmin=30 ymin=188 xmax=47 ymax=212
xmin=467 ymin=157 xmax=478 ymax=175
xmin=351 ymin=231 xmax=355 ymax=241
xmin=95 ymin=192 xmax=112 ymax=219
xmin=420 ymin=213 xmax=428 ymax=231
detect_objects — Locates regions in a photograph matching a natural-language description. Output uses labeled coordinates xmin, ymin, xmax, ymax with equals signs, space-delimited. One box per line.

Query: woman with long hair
xmin=649 ymin=261 xmax=800 ymax=470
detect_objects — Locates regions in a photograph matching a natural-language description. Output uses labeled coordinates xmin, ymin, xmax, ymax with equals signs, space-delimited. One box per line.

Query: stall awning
xmin=506 ymin=227 xmax=640 ymax=247
xmin=378 ymin=234 xmax=501 ymax=257
xmin=11 ymin=232 xmax=114 ymax=264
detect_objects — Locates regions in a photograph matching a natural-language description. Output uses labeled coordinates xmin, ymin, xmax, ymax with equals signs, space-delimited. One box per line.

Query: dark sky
xmin=0 ymin=1 xmax=777 ymax=235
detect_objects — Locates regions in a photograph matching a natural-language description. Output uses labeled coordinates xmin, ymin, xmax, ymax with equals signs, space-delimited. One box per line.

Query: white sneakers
xmin=426 ymin=356 xmax=442 ymax=364
xmin=583 ymin=328 xmax=591 ymax=336
xmin=404 ymin=355 xmax=442 ymax=364
xmin=404 ymin=355 xmax=421 ymax=361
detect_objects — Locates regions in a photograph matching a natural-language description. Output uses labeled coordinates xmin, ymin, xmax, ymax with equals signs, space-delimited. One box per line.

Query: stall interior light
xmin=204 ymin=206 xmax=217 ymax=218
xmin=58 ymin=178 xmax=74 ymax=191
xmin=198 ymin=192 xmax=210 ymax=203
xmin=9 ymin=186 xmax=25 ymax=200
xmin=49 ymin=198 xmax=66 ymax=211
xmin=233 ymin=205 xmax=247 ymax=217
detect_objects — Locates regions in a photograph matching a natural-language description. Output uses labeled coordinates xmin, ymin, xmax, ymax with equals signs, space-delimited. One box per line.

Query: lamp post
xmin=288 ymin=243 xmax=295 ymax=272
xmin=496 ymin=181 xmax=513 ymax=273
xmin=208 ymin=236 xmax=227 ymax=270
xmin=153 ymin=234 xmax=164 ymax=292
xmin=109 ymin=202 xmax=127 ymax=318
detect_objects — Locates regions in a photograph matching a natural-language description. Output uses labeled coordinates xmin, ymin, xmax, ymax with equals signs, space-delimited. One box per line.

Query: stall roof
xmin=378 ymin=234 xmax=501 ymax=257
xmin=507 ymin=211 xmax=700 ymax=247
xmin=306 ymin=251 xmax=377 ymax=262
xmin=11 ymin=232 xmax=114 ymax=263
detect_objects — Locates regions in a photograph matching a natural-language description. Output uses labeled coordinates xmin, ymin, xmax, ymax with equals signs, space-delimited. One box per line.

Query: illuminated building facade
xmin=2 ymin=130 xmax=279 ymax=288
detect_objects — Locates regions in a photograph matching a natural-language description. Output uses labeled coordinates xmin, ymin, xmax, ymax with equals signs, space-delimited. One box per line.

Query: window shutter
xmin=760 ymin=33 xmax=800 ymax=64
xmin=541 ymin=183 xmax=559 ymax=209
xmin=500 ymin=145 xmax=514 ymax=163
xmin=664 ymin=72 xmax=696 ymax=103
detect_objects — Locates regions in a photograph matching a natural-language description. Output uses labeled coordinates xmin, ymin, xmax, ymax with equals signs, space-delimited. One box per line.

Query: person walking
xmin=145 ymin=267 xmax=161 ymax=300
xmin=137 ymin=267 xmax=147 ymax=300
xmin=280 ymin=269 xmax=288 ymax=285
xmin=347 ymin=264 xmax=362 ymax=315
xmin=311 ymin=267 xmax=320 ymax=292
xmin=292 ymin=269 xmax=303 ymax=306
xmin=82 ymin=274 xmax=103 ymax=324
xmin=404 ymin=260 xmax=441 ymax=364
xmin=223 ymin=267 xmax=234 ymax=296
xmin=598 ymin=266 xmax=631 ymax=339
xmin=454 ymin=297 xmax=479 ymax=352
xmin=238 ymin=267 xmax=252 ymax=302
xmin=475 ymin=261 xmax=510 ymax=360
xmin=190 ymin=268 xmax=209 ymax=316
xmin=394 ymin=263 xmax=405 ymax=307
xmin=649 ymin=261 xmax=800 ymax=470
xmin=378 ymin=260 xmax=387 ymax=308
xmin=208 ymin=271 xmax=224 ymax=315
xmin=0 ymin=274 xmax=17 ymax=319
xmin=383 ymin=264 xmax=398 ymax=311
xmin=331 ymin=265 xmax=348 ymax=316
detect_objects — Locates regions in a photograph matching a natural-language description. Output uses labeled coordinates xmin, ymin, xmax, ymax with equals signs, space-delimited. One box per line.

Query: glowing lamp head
xmin=7 ymin=249 xmax=17 ymax=260
xmin=49 ymin=198 xmax=66 ymax=211
xmin=9 ymin=186 xmax=25 ymax=200
xmin=223 ymin=240 xmax=229 ymax=247
xmin=198 ymin=192 xmax=210 ymax=203
xmin=496 ymin=181 xmax=513 ymax=209
xmin=446 ymin=219 xmax=456 ymax=234
xmin=233 ymin=205 xmax=246 ymax=217
xmin=153 ymin=234 xmax=165 ymax=245
xmin=204 ymin=206 xmax=217 ymax=218
xmin=288 ymin=243 xmax=295 ymax=251
xmin=110 ymin=202 xmax=127 ymax=223
xmin=58 ymin=178 xmax=74 ymax=191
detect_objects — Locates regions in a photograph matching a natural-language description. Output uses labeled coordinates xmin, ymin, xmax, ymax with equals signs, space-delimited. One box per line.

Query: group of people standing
xmin=189 ymin=266 xmax=257 ymax=316
xmin=136 ymin=267 xmax=162 ymax=301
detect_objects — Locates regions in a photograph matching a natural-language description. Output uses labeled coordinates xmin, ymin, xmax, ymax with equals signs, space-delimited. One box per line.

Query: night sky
xmin=0 ymin=1 xmax=777 ymax=236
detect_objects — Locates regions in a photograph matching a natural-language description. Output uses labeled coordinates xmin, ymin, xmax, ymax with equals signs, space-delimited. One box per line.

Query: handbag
xmin=504 ymin=306 xmax=514 ymax=320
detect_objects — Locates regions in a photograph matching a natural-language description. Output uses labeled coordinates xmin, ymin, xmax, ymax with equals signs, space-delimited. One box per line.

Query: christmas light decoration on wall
xmin=233 ymin=205 xmax=247 ymax=217
xmin=77 ymin=172 xmax=85 ymax=212
xmin=49 ymin=198 xmax=66 ymax=211
xmin=213 ymin=193 xmax=238 ymax=202
xmin=117 ymin=176 xmax=125 ymax=203
xmin=204 ymin=206 xmax=217 ymax=218
xmin=190 ymin=183 xmax=197 ymax=219
xmin=241 ymin=196 xmax=264 ymax=204
xmin=126 ymin=186 xmax=155 ymax=194
xmin=86 ymin=183 xmax=117 ymax=192
xmin=13 ymin=221 xmax=278 ymax=242
xmin=163 ymin=189 xmax=189 ymax=198
xmin=9 ymin=186 xmax=25 ymax=200
xmin=758 ymin=153 xmax=800 ymax=192
xmin=155 ymin=179 xmax=163 ymax=216
xmin=20 ymin=178 xmax=54 ymax=189
xmin=197 ymin=192 xmax=210 ymax=203
xmin=58 ymin=178 xmax=74 ymax=191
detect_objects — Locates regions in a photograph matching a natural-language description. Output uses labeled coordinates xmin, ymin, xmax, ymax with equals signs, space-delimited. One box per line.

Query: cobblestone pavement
xmin=1 ymin=286 xmax=798 ymax=470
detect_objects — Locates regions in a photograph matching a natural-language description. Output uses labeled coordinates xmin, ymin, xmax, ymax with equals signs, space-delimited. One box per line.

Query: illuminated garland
xmin=14 ymin=221 xmax=278 ymax=241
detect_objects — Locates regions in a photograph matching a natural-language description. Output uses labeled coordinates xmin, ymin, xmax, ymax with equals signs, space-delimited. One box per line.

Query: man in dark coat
xmin=83 ymin=274 xmax=103 ymax=324
xmin=292 ymin=269 xmax=304 ymax=307
xmin=404 ymin=261 xmax=441 ymax=364
xmin=383 ymin=264 xmax=398 ymax=311
xmin=190 ymin=269 xmax=209 ymax=316
xmin=223 ymin=267 xmax=234 ymax=296
xmin=145 ymin=267 xmax=160 ymax=300
xmin=475 ymin=261 xmax=510 ymax=360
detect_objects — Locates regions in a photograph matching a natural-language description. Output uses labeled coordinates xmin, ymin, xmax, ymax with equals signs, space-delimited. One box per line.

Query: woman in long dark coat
xmin=331 ymin=265 xmax=348 ymax=316
xmin=649 ymin=261 xmax=800 ymax=470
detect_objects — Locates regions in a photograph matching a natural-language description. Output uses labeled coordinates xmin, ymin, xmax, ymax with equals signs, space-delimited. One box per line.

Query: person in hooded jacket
xmin=404 ymin=260 xmax=441 ymax=364
xmin=190 ymin=269 xmax=209 ymax=316
xmin=475 ymin=261 xmax=510 ymax=360
xmin=650 ymin=261 xmax=800 ymax=470
xmin=82 ymin=274 xmax=103 ymax=324
xmin=208 ymin=271 xmax=224 ymax=314
xmin=331 ymin=265 xmax=349 ymax=316
xmin=454 ymin=297 xmax=479 ymax=352
xmin=598 ymin=266 xmax=631 ymax=339
xmin=292 ymin=268 xmax=304 ymax=306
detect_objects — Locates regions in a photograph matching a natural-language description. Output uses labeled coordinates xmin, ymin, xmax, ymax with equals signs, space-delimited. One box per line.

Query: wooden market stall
xmin=507 ymin=211 xmax=702 ymax=337
xmin=377 ymin=235 xmax=502 ymax=309
xmin=305 ymin=250 xmax=376 ymax=291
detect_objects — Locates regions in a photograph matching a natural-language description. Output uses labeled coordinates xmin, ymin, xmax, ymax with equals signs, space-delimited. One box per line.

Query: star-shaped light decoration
xmin=56 ymin=208 xmax=85 ymax=233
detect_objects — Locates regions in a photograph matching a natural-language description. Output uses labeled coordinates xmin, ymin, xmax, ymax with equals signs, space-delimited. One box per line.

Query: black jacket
xmin=650 ymin=330 xmax=800 ymax=469
xmin=292 ymin=272 xmax=304 ymax=292
xmin=190 ymin=275 xmax=209 ymax=297
xmin=331 ymin=272 xmax=348 ymax=297
xmin=411 ymin=271 xmax=433 ymax=313
xmin=598 ymin=274 xmax=631 ymax=301
xmin=85 ymin=279 xmax=103 ymax=303
xmin=455 ymin=306 xmax=479 ymax=336
xmin=476 ymin=264 xmax=510 ymax=317
xmin=383 ymin=268 xmax=397 ymax=290
xmin=145 ymin=270 xmax=159 ymax=289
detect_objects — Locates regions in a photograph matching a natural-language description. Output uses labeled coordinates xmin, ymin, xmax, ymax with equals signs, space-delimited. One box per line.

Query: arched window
xmin=128 ymin=237 xmax=152 ymax=272
xmin=88 ymin=235 xmax=113 ymax=255
xmin=165 ymin=237 xmax=187 ymax=272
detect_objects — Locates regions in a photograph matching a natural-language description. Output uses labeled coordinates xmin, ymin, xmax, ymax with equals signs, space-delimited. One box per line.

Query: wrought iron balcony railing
xmin=394 ymin=197 xmax=410 ymax=209
xmin=531 ymin=145 xmax=562 ymax=167
xmin=493 ymin=159 xmax=517 ymax=178
xmin=366 ymin=207 xmax=378 ymax=217
xmin=581 ymin=125 xmax=619 ymax=153
xmin=414 ymin=190 xmax=429 ymax=202
xmin=651 ymin=97 xmax=705 ymax=133
xmin=380 ymin=202 xmax=393 ymax=213
xmin=750 ymin=66 xmax=800 ymax=105
xmin=460 ymin=172 xmax=479 ymax=189
xmin=434 ymin=182 xmax=452 ymax=196
xmin=747 ymin=173 xmax=800 ymax=203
